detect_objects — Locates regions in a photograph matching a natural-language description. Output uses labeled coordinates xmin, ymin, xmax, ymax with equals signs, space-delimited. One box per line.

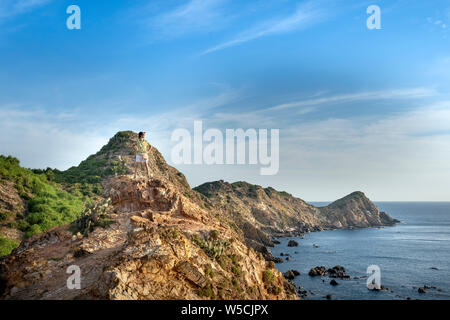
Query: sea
xmin=271 ymin=202 xmax=450 ymax=300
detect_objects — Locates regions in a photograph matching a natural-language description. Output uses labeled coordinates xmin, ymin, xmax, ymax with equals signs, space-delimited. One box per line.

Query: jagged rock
xmin=327 ymin=265 xmax=350 ymax=279
xmin=297 ymin=286 xmax=308 ymax=298
xmin=308 ymin=266 xmax=328 ymax=277
xmin=175 ymin=261 xmax=207 ymax=288
xmin=283 ymin=270 xmax=300 ymax=280
xmin=418 ymin=287 xmax=426 ymax=294
xmin=273 ymin=257 xmax=284 ymax=263
xmin=287 ymin=240 xmax=299 ymax=247
xmin=194 ymin=181 xmax=399 ymax=251
xmin=283 ymin=279 xmax=297 ymax=295
xmin=330 ymin=280 xmax=339 ymax=286
xmin=0 ymin=175 xmax=297 ymax=300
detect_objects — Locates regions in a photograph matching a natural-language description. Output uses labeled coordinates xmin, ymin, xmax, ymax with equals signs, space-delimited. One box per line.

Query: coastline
xmin=270 ymin=202 xmax=450 ymax=300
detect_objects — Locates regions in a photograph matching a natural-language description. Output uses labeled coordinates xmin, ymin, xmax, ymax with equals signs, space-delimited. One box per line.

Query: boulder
xmin=308 ymin=266 xmax=328 ymax=277
xmin=418 ymin=287 xmax=426 ymax=294
xmin=287 ymin=240 xmax=299 ymax=247
xmin=283 ymin=270 xmax=300 ymax=280
xmin=327 ymin=265 xmax=350 ymax=279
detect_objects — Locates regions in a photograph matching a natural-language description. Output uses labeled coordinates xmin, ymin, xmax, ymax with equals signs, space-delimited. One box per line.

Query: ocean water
xmin=272 ymin=202 xmax=450 ymax=300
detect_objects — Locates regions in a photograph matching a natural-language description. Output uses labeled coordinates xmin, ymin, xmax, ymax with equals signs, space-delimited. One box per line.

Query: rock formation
xmin=0 ymin=130 xmax=399 ymax=300
xmin=194 ymin=180 xmax=399 ymax=258
xmin=0 ymin=176 xmax=296 ymax=300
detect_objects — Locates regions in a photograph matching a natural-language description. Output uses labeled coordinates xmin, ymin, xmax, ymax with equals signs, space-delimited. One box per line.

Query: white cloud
xmin=0 ymin=107 xmax=107 ymax=170
xmin=0 ymin=0 xmax=52 ymax=19
xmin=2 ymin=88 xmax=450 ymax=200
xmin=0 ymin=89 xmax=240 ymax=170
xmin=148 ymin=0 xmax=229 ymax=38
xmin=202 ymin=1 xmax=326 ymax=54
xmin=269 ymin=87 xmax=437 ymax=111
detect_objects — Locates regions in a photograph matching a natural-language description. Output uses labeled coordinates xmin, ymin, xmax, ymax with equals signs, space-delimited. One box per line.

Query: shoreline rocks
xmin=287 ymin=240 xmax=299 ymax=247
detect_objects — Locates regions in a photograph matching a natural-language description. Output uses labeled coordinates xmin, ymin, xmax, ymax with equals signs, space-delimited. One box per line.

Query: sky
xmin=0 ymin=0 xmax=450 ymax=201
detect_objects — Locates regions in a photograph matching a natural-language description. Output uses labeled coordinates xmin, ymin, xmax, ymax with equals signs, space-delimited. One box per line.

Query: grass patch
xmin=0 ymin=237 xmax=19 ymax=257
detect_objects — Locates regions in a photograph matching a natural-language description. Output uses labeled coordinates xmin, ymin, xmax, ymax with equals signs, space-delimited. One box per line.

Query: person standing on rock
xmin=133 ymin=131 xmax=152 ymax=180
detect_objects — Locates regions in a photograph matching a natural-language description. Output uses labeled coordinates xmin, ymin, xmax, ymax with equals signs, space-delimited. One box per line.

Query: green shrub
xmin=0 ymin=211 xmax=10 ymax=222
xmin=205 ymin=264 xmax=215 ymax=278
xmin=0 ymin=155 xmax=85 ymax=238
xmin=231 ymin=265 xmax=242 ymax=276
xmin=192 ymin=235 xmax=229 ymax=259
xmin=0 ymin=237 xmax=19 ymax=257
xmin=262 ymin=269 xmax=275 ymax=284
xmin=71 ymin=199 xmax=114 ymax=236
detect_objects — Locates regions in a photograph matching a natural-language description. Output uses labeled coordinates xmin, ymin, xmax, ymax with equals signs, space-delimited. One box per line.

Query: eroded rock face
xmin=194 ymin=181 xmax=399 ymax=257
xmin=107 ymin=177 xmax=180 ymax=214
xmin=0 ymin=176 xmax=297 ymax=301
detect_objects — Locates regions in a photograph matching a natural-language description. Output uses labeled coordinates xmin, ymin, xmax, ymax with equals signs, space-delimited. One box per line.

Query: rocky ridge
xmin=0 ymin=131 xmax=398 ymax=300
xmin=194 ymin=180 xmax=398 ymax=259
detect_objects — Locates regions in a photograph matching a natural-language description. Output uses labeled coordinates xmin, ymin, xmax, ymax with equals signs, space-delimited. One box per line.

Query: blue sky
xmin=1 ymin=0 xmax=450 ymax=201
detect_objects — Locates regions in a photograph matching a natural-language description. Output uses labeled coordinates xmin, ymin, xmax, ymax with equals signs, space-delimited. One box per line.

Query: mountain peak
xmin=58 ymin=131 xmax=190 ymax=192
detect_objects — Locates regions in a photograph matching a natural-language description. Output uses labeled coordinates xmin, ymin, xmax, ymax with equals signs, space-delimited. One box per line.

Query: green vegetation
xmin=197 ymin=282 xmax=216 ymax=299
xmin=70 ymin=199 xmax=115 ymax=236
xmin=262 ymin=269 xmax=275 ymax=284
xmin=192 ymin=234 xmax=230 ymax=259
xmin=32 ymin=132 xmax=134 ymax=197
xmin=0 ymin=156 xmax=86 ymax=238
xmin=0 ymin=236 xmax=19 ymax=257
xmin=204 ymin=264 xmax=215 ymax=278
xmin=0 ymin=211 xmax=10 ymax=222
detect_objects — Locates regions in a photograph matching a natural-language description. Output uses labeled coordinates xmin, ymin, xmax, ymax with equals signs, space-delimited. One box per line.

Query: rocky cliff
xmin=0 ymin=131 xmax=398 ymax=300
xmin=194 ymin=181 xmax=398 ymax=258
xmin=0 ymin=132 xmax=297 ymax=300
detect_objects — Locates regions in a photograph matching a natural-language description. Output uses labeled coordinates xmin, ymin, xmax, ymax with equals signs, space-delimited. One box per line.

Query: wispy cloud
xmin=0 ymin=0 xmax=52 ymax=19
xmin=148 ymin=0 xmax=229 ymax=38
xmin=269 ymin=87 xmax=437 ymax=111
xmin=202 ymin=1 xmax=326 ymax=54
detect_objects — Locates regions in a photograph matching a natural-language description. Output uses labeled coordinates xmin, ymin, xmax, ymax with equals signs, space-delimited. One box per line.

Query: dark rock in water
xmin=283 ymin=269 xmax=300 ymax=280
xmin=294 ymin=251 xmax=299 ymax=254
xmin=430 ymin=267 xmax=439 ymax=270
xmin=418 ymin=287 xmax=427 ymax=294
xmin=309 ymin=266 xmax=328 ymax=276
xmin=326 ymin=294 xmax=332 ymax=300
xmin=297 ymin=286 xmax=308 ymax=298
xmin=330 ymin=279 xmax=339 ymax=286
xmin=285 ymin=257 xmax=290 ymax=261
xmin=287 ymin=240 xmax=299 ymax=247
xmin=283 ymin=270 xmax=296 ymax=280
xmin=313 ymin=244 xmax=319 ymax=248
xmin=327 ymin=265 xmax=350 ymax=279
xmin=273 ymin=257 xmax=284 ymax=263
xmin=272 ymin=239 xmax=281 ymax=245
